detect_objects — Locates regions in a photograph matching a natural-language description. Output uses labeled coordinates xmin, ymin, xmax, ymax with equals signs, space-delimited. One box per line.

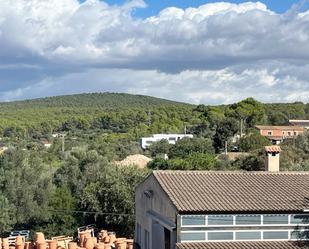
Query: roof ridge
xmin=154 ymin=170 xmax=309 ymax=175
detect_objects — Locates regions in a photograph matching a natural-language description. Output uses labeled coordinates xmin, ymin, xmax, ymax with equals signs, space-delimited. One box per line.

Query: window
xmin=294 ymin=132 xmax=297 ymax=136
xmin=268 ymin=131 xmax=272 ymax=136
xmin=263 ymin=214 xmax=288 ymax=225
xmin=208 ymin=215 xmax=233 ymax=226
xmin=291 ymin=230 xmax=309 ymax=240
xmin=235 ymin=232 xmax=261 ymax=240
xmin=181 ymin=232 xmax=205 ymax=241
xmin=208 ymin=232 xmax=233 ymax=241
xmin=263 ymin=231 xmax=289 ymax=240
xmin=182 ymin=215 xmax=205 ymax=226
xmin=288 ymin=132 xmax=291 ymax=136
xmin=291 ymin=215 xmax=309 ymax=225
xmin=236 ymin=215 xmax=261 ymax=225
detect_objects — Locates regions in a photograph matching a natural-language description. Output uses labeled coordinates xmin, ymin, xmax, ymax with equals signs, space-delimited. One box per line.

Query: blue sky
xmin=95 ymin=0 xmax=299 ymax=17
xmin=1 ymin=0 xmax=309 ymax=104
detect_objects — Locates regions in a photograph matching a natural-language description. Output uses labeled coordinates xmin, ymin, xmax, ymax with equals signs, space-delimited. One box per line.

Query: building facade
xmin=255 ymin=125 xmax=305 ymax=144
xmin=140 ymin=134 xmax=193 ymax=149
xmin=135 ymin=170 xmax=309 ymax=249
xmin=289 ymin=120 xmax=309 ymax=129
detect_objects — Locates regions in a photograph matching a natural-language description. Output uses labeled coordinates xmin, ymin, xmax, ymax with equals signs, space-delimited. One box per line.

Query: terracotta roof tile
xmin=255 ymin=125 xmax=304 ymax=131
xmin=176 ymin=241 xmax=308 ymax=249
xmin=153 ymin=171 xmax=309 ymax=213
xmin=265 ymin=146 xmax=281 ymax=153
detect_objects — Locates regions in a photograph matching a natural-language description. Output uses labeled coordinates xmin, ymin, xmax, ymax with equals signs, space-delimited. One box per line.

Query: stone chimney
xmin=265 ymin=146 xmax=281 ymax=172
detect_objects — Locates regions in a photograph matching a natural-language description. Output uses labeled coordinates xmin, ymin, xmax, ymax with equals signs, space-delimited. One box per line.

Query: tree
xmin=169 ymin=137 xmax=214 ymax=158
xmin=0 ymin=194 xmax=16 ymax=234
xmin=214 ymin=117 xmax=239 ymax=152
xmin=148 ymin=139 xmax=172 ymax=157
xmin=239 ymin=133 xmax=271 ymax=152
xmin=229 ymin=98 xmax=265 ymax=128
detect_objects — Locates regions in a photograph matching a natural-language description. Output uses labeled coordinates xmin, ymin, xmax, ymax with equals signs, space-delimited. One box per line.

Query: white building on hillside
xmin=140 ymin=134 xmax=193 ymax=149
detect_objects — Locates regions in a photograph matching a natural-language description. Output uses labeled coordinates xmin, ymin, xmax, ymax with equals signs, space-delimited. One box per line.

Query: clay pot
xmin=35 ymin=233 xmax=45 ymax=244
xmin=114 ymin=239 xmax=126 ymax=249
xmin=78 ymin=233 xmax=85 ymax=247
xmin=107 ymin=233 xmax=116 ymax=244
xmin=91 ymin=238 xmax=97 ymax=247
xmin=24 ymin=242 xmax=33 ymax=249
xmin=68 ymin=242 xmax=77 ymax=249
xmin=9 ymin=246 xmax=15 ymax=249
xmin=2 ymin=238 xmax=9 ymax=249
xmin=94 ymin=244 xmax=104 ymax=249
xmin=37 ymin=243 xmax=46 ymax=249
xmin=46 ymin=240 xmax=57 ymax=249
xmin=125 ymin=240 xmax=133 ymax=249
xmin=15 ymin=236 xmax=24 ymax=249
xmin=84 ymin=238 xmax=94 ymax=249
xmin=103 ymin=245 xmax=112 ymax=249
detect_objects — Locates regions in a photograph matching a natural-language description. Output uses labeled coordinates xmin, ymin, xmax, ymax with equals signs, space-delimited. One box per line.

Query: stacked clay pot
xmin=114 ymin=238 xmax=126 ymax=249
xmin=2 ymin=238 xmax=9 ymax=249
xmin=35 ymin=232 xmax=46 ymax=249
xmin=125 ymin=240 xmax=133 ymax=249
xmin=15 ymin=236 xmax=24 ymax=249
xmin=46 ymin=240 xmax=57 ymax=249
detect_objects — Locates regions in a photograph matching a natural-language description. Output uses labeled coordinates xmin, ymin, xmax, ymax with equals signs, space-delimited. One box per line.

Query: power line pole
xmin=147 ymin=110 xmax=152 ymax=126
xmin=61 ymin=133 xmax=65 ymax=153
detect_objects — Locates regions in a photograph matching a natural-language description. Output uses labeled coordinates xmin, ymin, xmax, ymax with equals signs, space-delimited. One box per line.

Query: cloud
xmin=0 ymin=0 xmax=309 ymax=104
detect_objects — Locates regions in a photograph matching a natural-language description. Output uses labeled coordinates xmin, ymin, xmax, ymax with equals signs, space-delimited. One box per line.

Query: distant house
xmin=140 ymin=134 xmax=193 ymax=149
xmin=289 ymin=120 xmax=309 ymax=129
xmin=135 ymin=147 xmax=309 ymax=249
xmin=255 ymin=125 xmax=304 ymax=144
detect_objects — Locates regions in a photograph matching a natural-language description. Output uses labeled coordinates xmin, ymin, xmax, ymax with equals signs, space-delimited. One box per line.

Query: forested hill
xmin=0 ymin=92 xmax=309 ymax=138
xmin=0 ymin=93 xmax=195 ymax=136
xmin=0 ymin=92 xmax=193 ymax=109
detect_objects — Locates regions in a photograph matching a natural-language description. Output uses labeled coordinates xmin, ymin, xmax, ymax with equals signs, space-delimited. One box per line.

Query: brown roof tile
xmin=153 ymin=171 xmax=309 ymax=213
xmin=265 ymin=146 xmax=281 ymax=153
xmin=176 ymin=241 xmax=309 ymax=249
xmin=255 ymin=125 xmax=304 ymax=131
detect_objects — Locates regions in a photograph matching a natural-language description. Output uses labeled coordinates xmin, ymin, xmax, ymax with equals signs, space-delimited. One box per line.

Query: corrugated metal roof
xmin=153 ymin=171 xmax=309 ymax=213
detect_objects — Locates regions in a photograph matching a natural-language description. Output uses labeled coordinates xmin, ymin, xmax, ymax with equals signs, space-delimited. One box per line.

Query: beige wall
xmin=265 ymin=152 xmax=280 ymax=172
xmin=135 ymin=174 xmax=178 ymax=249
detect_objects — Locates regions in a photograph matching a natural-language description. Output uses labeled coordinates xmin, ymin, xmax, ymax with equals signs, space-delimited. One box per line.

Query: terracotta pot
xmin=91 ymin=238 xmax=97 ymax=247
xmin=46 ymin=240 xmax=57 ymax=249
xmin=35 ymin=233 xmax=45 ymax=244
xmin=68 ymin=242 xmax=77 ymax=249
xmin=107 ymin=233 xmax=116 ymax=244
xmin=94 ymin=244 xmax=104 ymax=249
xmin=125 ymin=240 xmax=133 ymax=249
xmin=9 ymin=246 xmax=15 ymax=249
xmin=24 ymin=242 xmax=33 ymax=249
xmin=98 ymin=231 xmax=107 ymax=243
xmin=37 ymin=243 xmax=46 ymax=249
xmin=2 ymin=238 xmax=9 ymax=249
xmin=84 ymin=238 xmax=94 ymax=249
xmin=103 ymin=245 xmax=112 ymax=249
xmin=114 ymin=240 xmax=126 ymax=249
xmin=15 ymin=236 xmax=23 ymax=246
xmin=78 ymin=233 xmax=86 ymax=248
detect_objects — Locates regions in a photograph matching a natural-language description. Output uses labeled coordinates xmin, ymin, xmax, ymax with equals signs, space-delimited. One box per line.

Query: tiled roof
xmin=265 ymin=145 xmax=281 ymax=153
xmin=255 ymin=125 xmax=304 ymax=131
xmin=176 ymin=241 xmax=309 ymax=249
xmin=153 ymin=171 xmax=309 ymax=213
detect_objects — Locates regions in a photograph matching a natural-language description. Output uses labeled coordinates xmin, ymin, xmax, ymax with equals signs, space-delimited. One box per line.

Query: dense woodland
xmin=1 ymin=93 xmax=309 ymax=238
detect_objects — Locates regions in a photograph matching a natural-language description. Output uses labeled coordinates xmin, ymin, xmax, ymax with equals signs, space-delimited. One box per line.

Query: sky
xmin=0 ymin=0 xmax=309 ymax=104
